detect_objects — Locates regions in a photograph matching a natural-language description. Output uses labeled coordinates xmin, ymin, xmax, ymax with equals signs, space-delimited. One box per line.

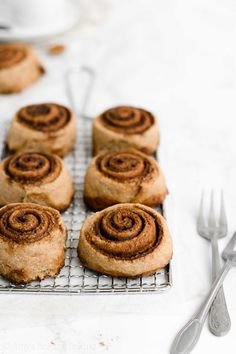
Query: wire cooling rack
xmin=0 ymin=117 xmax=172 ymax=295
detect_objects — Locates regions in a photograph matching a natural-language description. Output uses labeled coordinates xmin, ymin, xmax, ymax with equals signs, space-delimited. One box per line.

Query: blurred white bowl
xmin=0 ymin=0 xmax=79 ymax=41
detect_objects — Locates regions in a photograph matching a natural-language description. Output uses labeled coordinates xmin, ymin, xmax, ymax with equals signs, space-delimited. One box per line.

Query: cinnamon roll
xmin=0 ymin=152 xmax=74 ymax=211
xmin=93 ymin=106 xmax=159 ymax=155
xmin=0 ymin=203 xmax=67 ymax=283
xmin=84 ymin=148 xmax=167 ymax=210
xmin=6 ymin=103 xmax=76 ymax=157
xmin=0 ymin=43 xmax=44 ymax=94
xmin=78 ymin=203 xmax=172 ymax=277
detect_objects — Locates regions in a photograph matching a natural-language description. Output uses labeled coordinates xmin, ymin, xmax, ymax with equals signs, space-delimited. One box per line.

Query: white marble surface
xmin=0 ymin=0 xmax=236 ymax=353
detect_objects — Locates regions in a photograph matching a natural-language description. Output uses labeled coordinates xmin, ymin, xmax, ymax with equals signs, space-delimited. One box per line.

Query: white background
xmin=0 ymin=0 xmax=236 ymax=353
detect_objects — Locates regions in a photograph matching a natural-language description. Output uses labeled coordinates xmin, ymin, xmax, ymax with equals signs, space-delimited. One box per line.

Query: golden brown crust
xmin=6 ymin=103 xmax=76 ymax=157
xmin=0 ymin=203 xmax=67 ymax=283
xmin=84 ymin=149 xmax=168 ymax=210
xmin=0 ymin=152 xmax=74 ymax=211
xmin=78 ymin=203 xmax=172 ymax=277
xmin=84 ymin=193 xmax=167 ymax=211
xmin=93 ymin=106 xmax=160 ymax=155
xmin=0 ymin=43 xmax=44 ymax=94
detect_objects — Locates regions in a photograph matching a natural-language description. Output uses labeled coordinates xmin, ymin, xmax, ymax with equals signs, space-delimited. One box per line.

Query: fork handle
xmin=208 ymin=237 xmax=231 ymax=336
xmin=170 ymin=262 xmax=232 ymax=354
xmin=211 ymin=236 xmax=221 ymax=278
xmin=208 ymin=286 xmax=231 ymax=336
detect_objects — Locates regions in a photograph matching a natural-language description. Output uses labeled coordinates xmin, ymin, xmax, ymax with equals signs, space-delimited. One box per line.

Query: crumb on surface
xmin=47 ymin=44 xmax=65 ymax=55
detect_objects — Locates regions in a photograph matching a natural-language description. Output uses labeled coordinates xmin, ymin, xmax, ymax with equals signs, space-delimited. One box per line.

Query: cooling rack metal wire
xmin=0 ymin=118 xmax=172 ymax=294
xmin=0 ymin=67 xmax=172 ymax=294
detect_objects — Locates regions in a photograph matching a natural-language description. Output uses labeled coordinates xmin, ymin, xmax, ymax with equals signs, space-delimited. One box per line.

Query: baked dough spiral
xmin=84 ymin=149 xmax=167 ymax=210
xmin=93 ymin=106 xmax=159 ymax=155
xmin=5 ymin=152 xmax=61 ymax=184
xmin=6 ymin=103 xmax=76 ymax=157
xmin=0 ymin=45 xmax=26 ymax=69
xmin=0 ymin=203 xmax=67 ymax=283
xmin=78 ymin=203 xmax=172 ymax=277
xmin=17 ymin=103 xmax=71 ymax=132
xmin=0 ymin=152 xmax=74 ymax=211
xmin=0 ymin=43 xmax=44 ymax=94
xmin=101 ymin=106 xmax=154 ymax=134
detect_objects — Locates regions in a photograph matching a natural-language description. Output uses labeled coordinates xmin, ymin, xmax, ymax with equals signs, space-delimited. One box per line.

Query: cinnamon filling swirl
xmin=17 ymin=103 xmax=71 ymax=132
xmin=5 ymin=152 xmax=61 ymax=185
xmin=87 ymin=205 xmax=161 ymax=259
xmin=0 ymin=45 xmax=26 ymax=69
xmin=0 ymin=204 xmax=55 ymax=243
xmin=101 ymin=106 xmax=154 ymax=134
xmin=96 ymin=150 xmax=154 ymax=181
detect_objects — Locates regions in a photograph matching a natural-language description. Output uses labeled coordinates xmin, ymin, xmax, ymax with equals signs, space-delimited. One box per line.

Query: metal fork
xmin=170 ymin=232 xmax=236 ymax=354
xmin=197 ymin=190 xmax=231 ymax=336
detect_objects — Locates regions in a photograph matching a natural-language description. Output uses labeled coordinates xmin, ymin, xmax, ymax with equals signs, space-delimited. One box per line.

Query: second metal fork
xmin=197 ymin=190 xmax=231 ymax=336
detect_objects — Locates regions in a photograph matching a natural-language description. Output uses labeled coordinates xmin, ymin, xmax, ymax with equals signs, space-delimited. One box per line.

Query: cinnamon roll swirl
xmin=0 ymin=203 xmax=67 ymax=283
xmin=6 ymin=103 xmax=76 ymax=157
xmin=84 ymin=148 xmax=167 ymax=210
xmin=0 ymin=43 xmax=44 ymax=94
xmin=78 ymin=203 xmax=172 ymax=277
xmin=0 ymin=152 xmax=74 ymax=211
xmin=93 ymin=106 xmax=159 ymax=155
